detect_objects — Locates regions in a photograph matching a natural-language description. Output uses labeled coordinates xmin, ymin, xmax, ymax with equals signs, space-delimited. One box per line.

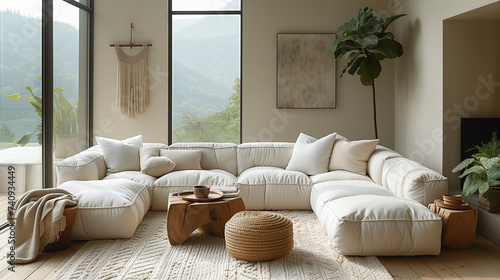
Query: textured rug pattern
xmin=56 ymin=211 xmax=393 ymax=280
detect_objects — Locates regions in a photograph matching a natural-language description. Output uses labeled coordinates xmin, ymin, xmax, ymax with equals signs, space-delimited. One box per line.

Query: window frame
xmin=168 ymin=2 xmax=242 ymax=144
xmin=42 ymin=0 xmax=93 ymax=187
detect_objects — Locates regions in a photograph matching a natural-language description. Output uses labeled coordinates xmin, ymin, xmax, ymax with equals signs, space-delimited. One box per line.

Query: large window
xmin=53 ymin=0 xmax=91 ymax=159
xmin=169 ymin=0 xmax=241 ymax=144
xmin=0 ymin=0 xmax=92 ymax=226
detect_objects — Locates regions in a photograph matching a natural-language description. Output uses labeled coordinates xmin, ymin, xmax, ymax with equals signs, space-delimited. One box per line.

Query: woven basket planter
xmin=478 ymin=187 xmax=500 ymax=213
xmin=225 ymin=211 xmax=293 ymax=262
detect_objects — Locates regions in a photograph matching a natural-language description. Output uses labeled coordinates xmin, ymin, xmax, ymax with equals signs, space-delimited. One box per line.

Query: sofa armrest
xmin=56 ymin=146 xmax=106 ymax=186
xmin=381 ymin=157 xmax=448 ymax=206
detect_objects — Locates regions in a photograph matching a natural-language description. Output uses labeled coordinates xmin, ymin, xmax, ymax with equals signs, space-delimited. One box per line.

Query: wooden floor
xmin=1 ymin=193 xmax=500 ymax=280
xmin=380 ymin=235 xmax=500 ymax=279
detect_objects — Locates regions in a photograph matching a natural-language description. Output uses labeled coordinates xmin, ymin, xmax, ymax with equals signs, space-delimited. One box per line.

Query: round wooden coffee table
xmin=167 ymin=192 xmax=246 ymax=245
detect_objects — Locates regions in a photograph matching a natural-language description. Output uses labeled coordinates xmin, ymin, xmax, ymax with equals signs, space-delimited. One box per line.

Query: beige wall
xmin=443 ymin=21 xmax=500 ymax=190
xmin=242 ymin=0 xmax=394 ymax=145
xmin=394 ymin=0 xmax=499 ymax=174
xmin=93 ymin=0 xmax=168 ymax=144
xmin=92 ymin=0 xmax=500 ymax=178
xmin=93 ymin=0 xmax=396 ymax=146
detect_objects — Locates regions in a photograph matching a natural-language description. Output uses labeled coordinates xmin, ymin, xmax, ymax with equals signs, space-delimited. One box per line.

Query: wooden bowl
xmin=443 ymin=194 xmax=463 ymax=205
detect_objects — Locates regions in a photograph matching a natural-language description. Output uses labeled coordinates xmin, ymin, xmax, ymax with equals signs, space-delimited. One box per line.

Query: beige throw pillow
xmin=160 ymin=150 xmax=203 ymax=171
xmin=95 ymin=135 xmax=143 ymax=173
xmin=140 ymin=146 xmax=176 ymax=177
xmin=286 ymin=132 xmax=337 ymax=175
xmin=329 ymin=139 xmax=379 ymax=175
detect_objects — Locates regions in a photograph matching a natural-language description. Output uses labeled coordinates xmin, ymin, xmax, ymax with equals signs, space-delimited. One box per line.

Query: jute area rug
xmin=56 ymin=211 xmax=393 ymax=280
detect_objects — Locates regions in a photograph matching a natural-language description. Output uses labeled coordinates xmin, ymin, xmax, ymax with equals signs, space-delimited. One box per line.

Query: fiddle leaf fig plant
xmin=330 ymin=7 xmax=406 ymax=138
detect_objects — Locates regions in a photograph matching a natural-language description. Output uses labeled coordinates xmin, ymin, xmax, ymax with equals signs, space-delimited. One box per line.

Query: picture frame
xmin=276 ymin=33 xmax=336 ymax=109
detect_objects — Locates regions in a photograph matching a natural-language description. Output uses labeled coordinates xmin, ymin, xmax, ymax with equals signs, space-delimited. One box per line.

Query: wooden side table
xmin=429 ymin=202 xmax=478 ymax=249
xmin=167 ymin=193 xmax=246 ymax=245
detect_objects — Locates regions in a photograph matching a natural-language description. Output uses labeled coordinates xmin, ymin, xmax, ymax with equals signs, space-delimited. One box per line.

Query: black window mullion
xmin=168 ymin=0 xmax=173 ymax=145
xmin=87 ymin=0 xmax=94 ymax=148
xmin=42 ymin=0 xmax=54 ymax=188
xmin=62 ymin=0 xmax=92 ymax=12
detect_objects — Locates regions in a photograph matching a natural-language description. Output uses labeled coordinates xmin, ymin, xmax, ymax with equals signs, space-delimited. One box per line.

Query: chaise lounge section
xmin=55 ymin=134 xmax=448 ymax=256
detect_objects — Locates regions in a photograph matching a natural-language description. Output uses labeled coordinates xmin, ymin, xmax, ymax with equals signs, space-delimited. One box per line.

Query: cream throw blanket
xmin=7 ymin=189 xmax=78 ymax=264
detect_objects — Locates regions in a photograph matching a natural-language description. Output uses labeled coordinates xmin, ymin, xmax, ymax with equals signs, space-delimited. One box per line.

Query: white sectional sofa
xmin=56 ymin=135 xmax=448 ymax=256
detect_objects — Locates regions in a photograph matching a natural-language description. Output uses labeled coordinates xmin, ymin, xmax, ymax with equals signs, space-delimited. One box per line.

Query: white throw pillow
xmin=95 ymin=135 xmax=143 ymax=173
xmin=139 ymin=146 xmax=176 ymax=177
xmin=286 ymin=132 xmax=337 ymax=175
xmin=160 ymin=150 xmax=203 ymax=171
xmin=329 ymin=139 xmax=379 ymax=175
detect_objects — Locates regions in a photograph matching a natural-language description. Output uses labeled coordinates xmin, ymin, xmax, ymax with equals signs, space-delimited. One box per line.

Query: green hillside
xmin=172 ymin=15 xmax=240 ymax=119
xmin=0 ymin=10 xmax=240 ymax=144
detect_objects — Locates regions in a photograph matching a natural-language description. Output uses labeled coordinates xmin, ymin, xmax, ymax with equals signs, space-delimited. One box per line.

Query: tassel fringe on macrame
xmin=115 ymin=46 xmax=149 ymax=118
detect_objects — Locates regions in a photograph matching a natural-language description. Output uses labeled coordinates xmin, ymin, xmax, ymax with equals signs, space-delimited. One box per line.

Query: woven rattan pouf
xmin=224 ymin=211 xmax=293 ymax=261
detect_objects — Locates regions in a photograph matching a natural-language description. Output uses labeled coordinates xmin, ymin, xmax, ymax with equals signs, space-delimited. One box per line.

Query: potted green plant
xmin=330 ymin=7 xmax=406 ymax=139
xmin=452 ymin=152 xmax=500 ymax=213
xmin=8 ymin=78 xmax=79 ymax=157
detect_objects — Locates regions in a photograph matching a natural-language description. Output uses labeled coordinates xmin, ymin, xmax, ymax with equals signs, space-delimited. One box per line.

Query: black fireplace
xmin=461 ymin=118 xmax=500 ymax=162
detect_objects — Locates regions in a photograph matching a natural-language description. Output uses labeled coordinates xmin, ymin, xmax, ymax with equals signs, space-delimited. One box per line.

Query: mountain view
xmin=0 ymin=8 xmax=241 ymax=146
xmin=0 ymin=10 xmax=79 ymax=147
xmin=171 ymin=12 xmax=241 ymax=143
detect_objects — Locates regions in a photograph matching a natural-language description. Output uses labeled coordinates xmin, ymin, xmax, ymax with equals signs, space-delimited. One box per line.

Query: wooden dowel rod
xmin=109 ymin=43 xmax=152 ymax=48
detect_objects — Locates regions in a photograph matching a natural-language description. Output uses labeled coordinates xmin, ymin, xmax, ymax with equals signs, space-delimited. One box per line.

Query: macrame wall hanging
xmin=110 ymin=23 xmax=153 ymax=118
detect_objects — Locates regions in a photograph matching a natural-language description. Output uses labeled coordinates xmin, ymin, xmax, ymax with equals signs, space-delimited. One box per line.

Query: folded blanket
xmin=7 ymin=188 xmax=78 ymax=263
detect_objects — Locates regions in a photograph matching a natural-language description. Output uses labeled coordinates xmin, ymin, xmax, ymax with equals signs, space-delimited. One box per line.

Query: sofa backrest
xmin=237 ymin=142 xmax=294 ymax=175
xmin=56 ymin=145 xmax=107 ymax=185
xmin=366 ymin=145 xmax=402 ymax=185
xmin=167 ymin=143 xmax=238 ymax=176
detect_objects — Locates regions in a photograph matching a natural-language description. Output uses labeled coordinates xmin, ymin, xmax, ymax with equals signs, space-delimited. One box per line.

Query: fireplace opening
xmin=461 ymin=118 xmax=500 ymax=188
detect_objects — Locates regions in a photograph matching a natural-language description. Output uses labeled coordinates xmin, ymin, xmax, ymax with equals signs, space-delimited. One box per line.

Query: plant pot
xmin=54 ymin=134 xmax=78 ymax=158
xmin=478 ymin=187 xmax=500 ymax=213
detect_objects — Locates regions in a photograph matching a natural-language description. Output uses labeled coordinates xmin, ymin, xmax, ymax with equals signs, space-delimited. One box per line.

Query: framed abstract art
xmin=277 ymin=33 xmax=336 ymax=109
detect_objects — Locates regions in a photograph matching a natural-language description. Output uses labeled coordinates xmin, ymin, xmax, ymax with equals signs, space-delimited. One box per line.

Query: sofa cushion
xmin=151 ymin=169 xmax=237 ymax=210
xmin=310 ymin=181 xmax=394 ymax=215
xmin=160 ymin=150 xmax=202 ymax=171
xmin=382 ymin=157 xmax=448 ymax=205
xmin=310 ymin=181 xmax=442 ymax=255
xmin=95 ymin=135 xmax=143 ymax=173
xmin=329 ymin=139 xmax=379 ymax=175
xmin=140 ymin=146 xmax=176 ymax=177
xmin=316 ymin=194 xmax=442 ymax=256
xmin=58 ymin=179 xmax=150 ymax=240
xmin=237 ymin=142 xmax=294 ymax=175
xmin=237 ymin=166 xmax=312 ymax=210
xmin=104 ymin=171 xmax=157 ymax=187
xmin=310 ymin=170 xmax=373 ymax=184
xmin=154 ymin=169 xmax=237 ymax=187
xmin=168 ymin=143 xmax=238 ymax=176
xmin=286 ymin=132 xmax=336 ymax=175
